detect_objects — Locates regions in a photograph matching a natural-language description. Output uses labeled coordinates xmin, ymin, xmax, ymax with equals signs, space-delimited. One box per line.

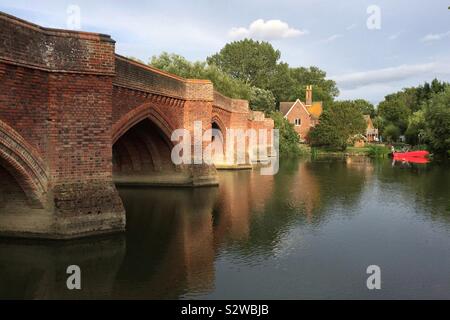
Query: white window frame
xmin=294 ymin=118 xmax=301 ymax=126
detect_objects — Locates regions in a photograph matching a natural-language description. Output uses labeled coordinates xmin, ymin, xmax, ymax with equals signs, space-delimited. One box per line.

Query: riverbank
xmin=298 ymin=144 xmax=390 ymax=158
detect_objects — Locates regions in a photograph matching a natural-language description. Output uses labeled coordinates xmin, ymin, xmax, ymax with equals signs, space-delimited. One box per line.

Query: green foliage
xmin=269 ymin=112 xmax=301 ymax=156
xmin=352 ymin=99 xmax=376 ymax=117
xmin=150 ymin=52 xmax=251 ymax=100
xmin=422 ymin=87 xmax=450 ymax=154
xmin=366 ymin=145 xmax=390 ymax=158
xmin=377 ymin=79 xmax=450 ymax=140
xmin=377 ymin=79 xmax=449 ymax=156
xmin=249 ymin=87 xmax=276 ymax=114
xmin=309 ymin=101 xmax=366 ymax=150
xmin=405 ymin=109 xmax=426 ymax=145
xmin=383 ymin=124 xmax=401 ymax=142
xmin=207 ymin=39 xmax=281 ymax=89
xmin=285 ymin=66 xmax=339 ymax=107
xmin=207 ymin=39 xmax=339 ymax=105
xmin=378 ymin=97 xmax=411 ymax=133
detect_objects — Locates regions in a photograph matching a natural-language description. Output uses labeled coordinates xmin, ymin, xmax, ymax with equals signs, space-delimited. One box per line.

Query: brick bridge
xmin=0 ymin=12 xmax=274 ymax=239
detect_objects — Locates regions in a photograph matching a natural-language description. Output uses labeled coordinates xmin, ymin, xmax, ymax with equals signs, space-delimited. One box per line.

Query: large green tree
xmin=377 ymin=96 xmax=411 ymax=133
xmin=377 ymin=79 xmax=449 ymax=142
xmin=309 ymin=101 xmax=366 ymax=150
xmin=353 ymin=99 xmax=376 ymax=118
xmin=422 ymin=87 xmax=450 ymax=154
xmin=207 ymin=39 xmax=280 ymax=89
xmin=150 ymin=52 xmax=251 ymax=100
xmin=285 ymin=66 xmax=339 ymax=107
xmin=207 ymin=39 xmax=339 ymax=105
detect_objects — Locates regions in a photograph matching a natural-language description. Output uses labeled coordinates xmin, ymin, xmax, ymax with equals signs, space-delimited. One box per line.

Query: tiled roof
xmin=307 ymin=101 xmax=323 ymax=119
xmin=280 ymin=101 xmax=296 ymax=116
xmin=280 ymin=100 xmax=323 ymax=118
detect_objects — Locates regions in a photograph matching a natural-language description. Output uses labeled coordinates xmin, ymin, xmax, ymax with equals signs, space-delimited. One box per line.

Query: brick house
xmin=280 ymin=85 xmax=323 ymax=141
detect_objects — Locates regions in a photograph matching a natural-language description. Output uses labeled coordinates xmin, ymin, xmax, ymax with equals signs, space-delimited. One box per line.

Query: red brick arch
xmin=112 ymin=103 xmax=176 ymax=146
xmin=211 ymin=114 xmax=227 ymax=134
xmin=0 ymin=120 xmax=48 ymax=208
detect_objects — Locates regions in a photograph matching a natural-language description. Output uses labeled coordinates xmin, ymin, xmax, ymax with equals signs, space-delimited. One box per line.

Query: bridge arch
xmin=112 ymin=103 xmax=175 ymax=146
xmin=0 ymin=120 xmax=48 ymax=208
xmin=112 ymin=104 xmax=189 ymax=185
xmin=210 ymin=115 xmax=228 ymax=165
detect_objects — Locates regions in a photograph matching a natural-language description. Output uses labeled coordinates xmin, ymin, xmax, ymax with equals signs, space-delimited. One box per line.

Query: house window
xmin=294 ymin=118 xmax=301 ymax=126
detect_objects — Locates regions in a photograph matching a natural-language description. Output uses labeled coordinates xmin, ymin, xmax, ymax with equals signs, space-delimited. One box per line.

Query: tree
xmin=207 ymin=40 xmax=339 ymax=106
xmin=309 ymin=101 xmax=366 ymax=150
xmin=422 ymin=87 xmax=450 ymax=154
xmin=383 ymin=124 xmax=401 ymax=142
xmin=376 ymin=79 xmax=449 ymax=152
xmin=150 ymin=52 xmax=251 ymax=100
xmin=270 ymin=112 xmax=301 ymax=156
xmin=249 ymin=87 xmax=276 ymax=114
xmin=207 ymin=39 xmax=281 ymax=89
xmin=286 ymin=66 xmax=339 ymax=107
xmin=378 ymin=96 xmax=411 ymax=133
xmin=405 ymin=110 xmax=426 ymax=145
xmin=353 ymin=99 xmax=376 ymax=118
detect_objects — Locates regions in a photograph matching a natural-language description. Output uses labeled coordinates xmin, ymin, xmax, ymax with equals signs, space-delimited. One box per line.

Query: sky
xmin=0 ymin=0 xmax=449 ymax=104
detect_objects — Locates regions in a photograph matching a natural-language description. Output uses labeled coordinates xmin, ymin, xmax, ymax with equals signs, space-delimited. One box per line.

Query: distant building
xmin=364 ymin=115 xmax=379 ymax=142
xmin=280 ymin=85 xmax=323 ymax=141
xmin=353 ymin=116 xmax=379 ymax=147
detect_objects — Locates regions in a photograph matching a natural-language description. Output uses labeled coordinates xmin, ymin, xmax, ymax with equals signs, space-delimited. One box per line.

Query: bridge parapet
xmin=213 ymin=91 xmax=249 ymax=113
xmin=248 ymin=111 xmax=265 ymax=121
xmin=0 ymin=11 xmax=274 ymax=240
xmin=0 ymin=12 xmax=115 ymax=74
xmin=114 ymin=55 xmax=214 ymax=102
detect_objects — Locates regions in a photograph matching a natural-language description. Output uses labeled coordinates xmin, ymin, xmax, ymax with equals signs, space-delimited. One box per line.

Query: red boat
xmin=392 ymin=150 xmax=430 ymax=163
xmin=393 ymin=150 xmax=429 ymax=158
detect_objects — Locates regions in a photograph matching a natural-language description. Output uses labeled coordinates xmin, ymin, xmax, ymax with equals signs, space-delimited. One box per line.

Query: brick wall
xmin=286 ymin=102 xmax=312 ymax=140
xmin=0 ymin=11 xmax=274 ymax=238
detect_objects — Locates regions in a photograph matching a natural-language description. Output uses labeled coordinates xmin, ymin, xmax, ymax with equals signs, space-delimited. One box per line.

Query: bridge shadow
xmin=0 ymin=236 xmax=125 ymax=299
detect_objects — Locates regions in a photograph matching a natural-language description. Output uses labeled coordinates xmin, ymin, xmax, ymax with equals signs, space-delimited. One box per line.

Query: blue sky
xmin=1 ymin=0 xmax=449 ymax=104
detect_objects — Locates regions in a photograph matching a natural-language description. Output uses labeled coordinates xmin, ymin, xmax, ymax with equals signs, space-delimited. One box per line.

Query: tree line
xmin=130 ymin=39 xmax=449 ymax=158
xmin=376 ymin=79 xmax=450 ymax=156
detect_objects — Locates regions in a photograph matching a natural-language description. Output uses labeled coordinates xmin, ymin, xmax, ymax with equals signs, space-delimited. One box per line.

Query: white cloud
xmin=421 ymin=31 xmax=450 ymax=42
xmin=229 ymin=19 xmax=307 ymax=40
xmin=330 ymin=62 xmax=450 ymax=90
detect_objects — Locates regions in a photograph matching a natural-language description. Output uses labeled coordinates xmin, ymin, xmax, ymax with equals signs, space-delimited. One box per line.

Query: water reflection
xmin=0 ymin=236 xmax=125 ymax=299
xmin=0 ymin=157 xmax=449 ymax=299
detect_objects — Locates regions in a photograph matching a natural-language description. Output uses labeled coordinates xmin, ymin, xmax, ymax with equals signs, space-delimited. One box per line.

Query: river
xmin=0 ymin=157 xmax=449 ymax=299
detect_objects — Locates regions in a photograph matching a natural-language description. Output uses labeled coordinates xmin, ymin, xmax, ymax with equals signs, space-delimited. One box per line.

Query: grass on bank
xmin=302 ymin=144 xmax=391 ymax=158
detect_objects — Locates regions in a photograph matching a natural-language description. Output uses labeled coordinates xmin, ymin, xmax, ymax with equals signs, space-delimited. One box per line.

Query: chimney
xmin=305 ymin=85 xmax=312 ymax=106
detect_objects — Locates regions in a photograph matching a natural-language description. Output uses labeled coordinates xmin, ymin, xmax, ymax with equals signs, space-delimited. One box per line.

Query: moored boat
xmin=393 ymin=150 xmax=429 ymax=158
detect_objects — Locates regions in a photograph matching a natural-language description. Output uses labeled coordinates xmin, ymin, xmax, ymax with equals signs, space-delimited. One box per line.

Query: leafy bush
xmin=270 ymin=112 xmax=300 ymax=156
xmin=309 ymin=101 xmax=366 ymax=150
xmin=150 ymin=52 xmax=251 ymax=100
xmin=366 ymin=145 xmax=390 ymax=158
xmin=383 ymin=124 xmax=401 ymax=142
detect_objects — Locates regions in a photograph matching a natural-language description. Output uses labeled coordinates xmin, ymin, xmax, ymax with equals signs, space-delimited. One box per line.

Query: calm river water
xmin=1 ymin=157 xmax=449 ymax=299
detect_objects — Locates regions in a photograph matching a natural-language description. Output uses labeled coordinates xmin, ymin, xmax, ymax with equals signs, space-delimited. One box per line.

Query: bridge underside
xmin=112 ymin=118 xmax=217 ymax=187
xmin=0 ymin=12 xmax=273 ymax=239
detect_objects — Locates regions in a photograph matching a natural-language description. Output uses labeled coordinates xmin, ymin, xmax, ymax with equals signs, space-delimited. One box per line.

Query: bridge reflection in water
xmin=1 ymin=158 xmax=449 ymax=299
